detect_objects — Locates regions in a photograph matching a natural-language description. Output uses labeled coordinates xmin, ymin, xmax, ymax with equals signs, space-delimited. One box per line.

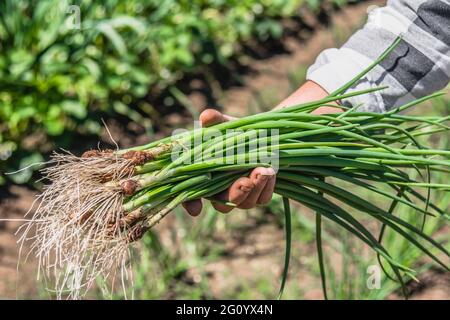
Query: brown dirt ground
xmin=0 ymin=186 xmax=40 ymax=299
xmin=1 ymin=0 xmax=449 ymax=300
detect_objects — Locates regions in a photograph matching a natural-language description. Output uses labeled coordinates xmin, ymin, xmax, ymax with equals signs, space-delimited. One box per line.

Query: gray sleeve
xmin=306 ymin=0 xmax=450 ymax=112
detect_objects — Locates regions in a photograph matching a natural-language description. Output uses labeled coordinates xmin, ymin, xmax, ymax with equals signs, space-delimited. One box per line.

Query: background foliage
xmin=0 ymin=0 xmax=360 ymax=184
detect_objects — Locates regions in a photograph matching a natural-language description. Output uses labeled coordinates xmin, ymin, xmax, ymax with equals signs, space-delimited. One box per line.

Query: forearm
xmin=305 ymin=0 xmax=450 ymax=112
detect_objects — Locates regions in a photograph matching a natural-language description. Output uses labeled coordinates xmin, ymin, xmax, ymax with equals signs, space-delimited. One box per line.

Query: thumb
xmin=199 ymin=109 xmax=235 ymax=127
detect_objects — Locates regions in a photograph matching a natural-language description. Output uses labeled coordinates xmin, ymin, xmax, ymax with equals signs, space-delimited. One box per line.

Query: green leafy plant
xmin=0 ymin=0 xmax=363 ymax=184
xmin=0 ymin=0 xmax=268 ymax=181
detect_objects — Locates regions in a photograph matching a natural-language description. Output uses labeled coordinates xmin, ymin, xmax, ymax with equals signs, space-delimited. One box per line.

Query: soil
xmin=389 ymin=269 xmax=450 ymax=300
xmin=1 ymin=0 xmax=448 ymax=300
xmin=0 ymin=185 xmax=39 ymax=299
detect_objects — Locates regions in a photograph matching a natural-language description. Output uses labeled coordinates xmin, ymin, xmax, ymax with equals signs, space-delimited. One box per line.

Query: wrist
xmin=275 ymin=80 xmax=342 ymax=114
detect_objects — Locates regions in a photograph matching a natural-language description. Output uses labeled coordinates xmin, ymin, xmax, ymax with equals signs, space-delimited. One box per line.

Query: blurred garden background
xmin=0 ymin=0 xmax=449 ymax=299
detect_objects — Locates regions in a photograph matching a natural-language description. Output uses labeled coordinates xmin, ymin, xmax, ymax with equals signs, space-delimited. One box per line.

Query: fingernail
xmin=258 ymin=174 xmax=269 ymax=181
xmin=260 ymin=168 xmax=275 ymax=177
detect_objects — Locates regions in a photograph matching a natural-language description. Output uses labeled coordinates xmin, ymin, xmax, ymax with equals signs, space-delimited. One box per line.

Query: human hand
xmin=182 ymin=109 xmax=276 ymax=216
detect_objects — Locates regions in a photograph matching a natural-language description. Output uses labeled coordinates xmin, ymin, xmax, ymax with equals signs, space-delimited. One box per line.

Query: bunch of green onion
xmin=23 ymin=38 xmax=449 ymax=299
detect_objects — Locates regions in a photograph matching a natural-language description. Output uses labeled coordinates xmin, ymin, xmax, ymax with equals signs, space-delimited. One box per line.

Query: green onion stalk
xmin=21 ymin=38 xmax=450 ymax=299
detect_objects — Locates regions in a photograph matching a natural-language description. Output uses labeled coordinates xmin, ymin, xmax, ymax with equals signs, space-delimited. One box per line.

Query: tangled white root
xmin=17 ymin=151 xmax=136 ymax=299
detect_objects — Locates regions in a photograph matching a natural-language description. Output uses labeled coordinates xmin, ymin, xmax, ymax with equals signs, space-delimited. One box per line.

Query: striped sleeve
xmin=306 ymin=0 xmax=450 ymax=112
